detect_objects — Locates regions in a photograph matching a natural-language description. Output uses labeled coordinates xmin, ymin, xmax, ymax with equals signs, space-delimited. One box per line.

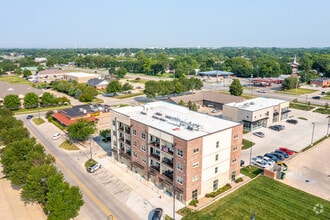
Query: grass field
xmin=276 ymin=88 xmax=318 ymax=95
xmin=289 ymin=102 xmax=314 ymax=111
xmin=242 ymin=139 xmax=255 ymax=150
xmin=0 ymin=75 xmax=32 ymax=84
xmin=181 ymin=176 xmax=330 ymax=220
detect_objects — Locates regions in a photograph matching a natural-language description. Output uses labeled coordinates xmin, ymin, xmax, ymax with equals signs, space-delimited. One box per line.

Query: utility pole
xmin=327 ymin=116 xmax=330 ymax=137
xmin=90 ymin=135 xmax=93 ymax=160
xmin=311 ymin=123 xmax=315 ymax=146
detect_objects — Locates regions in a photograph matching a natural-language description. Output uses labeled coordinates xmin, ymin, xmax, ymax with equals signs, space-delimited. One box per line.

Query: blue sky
xmin=1 ymin=0 xmax=329 ymax=48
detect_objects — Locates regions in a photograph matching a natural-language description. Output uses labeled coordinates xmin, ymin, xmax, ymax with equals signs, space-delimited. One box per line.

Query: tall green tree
xmin=144 ymin=81 xmax=159 ymax=98
xmin=282 ymin=77 xmax=299 ymax=90
xmin=4 ymin=94 xmax=21 ymax=109
xmin=106 ymin=80 xmax=122 ymax=94
xmin=229 ymin=79 xmax=243 ymax=96
xmin=67 ymin=119 xmax=96 ymax=142
xmin=24 ymin=92 xmax=39 ymax=108
xmin=41 ymin=92 xmax=56 ymax=106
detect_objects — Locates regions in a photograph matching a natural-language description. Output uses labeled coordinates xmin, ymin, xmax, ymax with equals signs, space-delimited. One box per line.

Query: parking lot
xmin=283 ymin=137 xmax=330 ymax=201
xmin=241 ymin=108 xmax=329 ymax=165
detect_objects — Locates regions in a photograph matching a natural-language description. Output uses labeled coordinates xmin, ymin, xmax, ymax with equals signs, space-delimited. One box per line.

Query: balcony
xmin=150 ymin=153 xmax=160 ymax=160
xmin=119 ymin=147 xmax=125 ymax=152
xmin=149 ymin=141 xmax=160 ymax=148
xmin=126 ymin=150 xmax=132 ymax=156
xmin=161 ymin=145 xmax=174 ymax=155
xmin=150 ymin=165 xmax=160 ymax=173
xmin=119 ymin=137 xmax=124 ymax=142
xmin=118 ymin=126 xmax=124 ymax=131
xmin=125 ymin=140 xmax=131 ymax=145
xmin=125 ymin=128 xmax=130 ymax=134
xmin=162 ymin=158 xmax=173 ymax=168
xmin=162 ymin=170 xmax=173 ymax=180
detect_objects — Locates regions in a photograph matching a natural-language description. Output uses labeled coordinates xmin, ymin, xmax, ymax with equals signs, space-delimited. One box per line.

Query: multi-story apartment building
xmin=222 ymin=97 xmax=290 ymax=131
xmin=110 ymin=101 xmax=242 ymax=204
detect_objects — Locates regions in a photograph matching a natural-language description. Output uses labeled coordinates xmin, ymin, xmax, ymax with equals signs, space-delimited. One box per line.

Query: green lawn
xmin=289 ymin=102 xmax=314 ymax=111
xmin=0 ymin=75 xmax=32 ymax=84
xmin=242 ymin=139 xmax=255 ymax=150
xmin=240 ymin=165 xmax=263 ymax=178
xmin=113 ymin=92 xmax=144 ymax=99
xmin=182 ymin=176 xmax=330 ymax=220
xmin=276 ymin=88 xmax=318 ymax=95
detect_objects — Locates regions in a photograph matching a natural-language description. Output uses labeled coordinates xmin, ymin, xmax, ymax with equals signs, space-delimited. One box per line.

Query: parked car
xmin=269 ymin=125 xmax=285 ymax=131
xmin=286 ymin=119 xmax=298 ymax=124
xmin=312 ymin=96 xmax=321 ymax=99
xmin=264 ymin=153 xmax=281 ymax=163
xmin=252 ymin=160 xmax=269 ymax=169
xmin=253 ymin=131 xmax=265 ymax=138
xmin=26 ymin=115 xmax=33 ymax=119
xmin=275 ymin=149 xmax=289 ymax=158
xmin=152 ymin=208 xmax=163 ymax=220
xmin=87 ymin=163 xmax=102 ymax=173
xmin=321 ymin=91 xmax=325 ymax=95
xmin=52 ymin=133 xmax=62 ymax=140
xmin=263 ymin=156 xmax=275 ymax=165
xmin=211 ymin=109 xmax=218 ymax=113
xmin=271 ymin=152 xmax=285 ymax=161
xmin=279 ymin=147 xmax=294 ymax=155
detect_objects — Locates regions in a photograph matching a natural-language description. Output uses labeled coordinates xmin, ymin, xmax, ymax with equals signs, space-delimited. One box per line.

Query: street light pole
xmin=327 ymin=116 xmax=330 ymax=137
xmin=305 ymin=95 xmax=308 ymax=110
xmin=90 ymin=135 xmax=93 ymax=160
xmin=311 ymin=123 xmax=315 ymax=146
xmin=251 ymin=74 xmax=254 ymax=96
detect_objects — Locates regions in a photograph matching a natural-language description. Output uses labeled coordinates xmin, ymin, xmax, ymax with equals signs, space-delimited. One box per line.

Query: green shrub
xmin=235 ymin=177 xmax=243 ymax=183
xmin=189 ymin=199 xmax=199 ymax=207
xmin=205 ymin=184 xmax=232 ymax=198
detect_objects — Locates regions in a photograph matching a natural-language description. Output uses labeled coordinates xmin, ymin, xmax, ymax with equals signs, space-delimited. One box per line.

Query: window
xmin=234 ymin=134 xmax=239 ymax=139
xmin=216 ymin=141 xmax=219 ymax=148
xmin=233 ymin=146 xmax=238 ymax=151
xmin=133 ymin=141 xmax=137 ymax=147
xmin=177 ymin=149 xmax=183 ymax=157
xmin=193 ymin=148 xmax=199 ymax=154
xmin=141 ymin=156 xmax=147 ymax=164
xmin=112 ymin=130 xmax=117 ymax=136
xmin=213 ymin=180 xmax=218 ymax=191
xmin=177 ymin=176 xmax=183 ymax=185
xmin=192 ymin=189 xmax=198 ymax=199
xmin=141 ymin=145 xmax=146 ymax=152
xmin=215 ymin=167 xmax=218 ymax=173
xmin=141 ymin=132 xmax=146 ymax=139
xmin=133 ymin=152 xmax=138 ymax=158
xmin=215 ymin=154 xmax=219 ymax=161
xmin=192 ymin=175 xmax=199 ymax=182
xmin=192 ymin=162 xmax=199 ymax=168
xmin=132 ymin=129 xmax=137 ymax=135
xmin=232 ymin=158 xmax=237 ymax=163
xmin=177 ymin=162 xmax=183 ymax=171
xmin=112 ymin=120 xmax=116 ymax=126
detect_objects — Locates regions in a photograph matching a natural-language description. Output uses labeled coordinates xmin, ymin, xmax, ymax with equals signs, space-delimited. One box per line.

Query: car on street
xmin=26 ymin=115 xmax=33 ymax=119
xmin=257 ymin=89 xmax=266 ymax=93
xmin=269 ymin=125 xmax=285 ymax=131
xmin=87 ymin=163 xmax=102 ymax=173
xmin=275 ymin=149 xmax=289 ymax=158
xmin=52 ymin=133 xmax=62 ymax=140
xmin=312 ymin=96 xmax=321 ymax=99
xmin=253 ymin=131 xmax=265 ymax=138
xmin=264 ymin=153 xmax=281 ymax=163
xmin=286 ymin=119 xmax=298 ymax=124
xmin=152 ymin=208 xmax=163 ymax=220
xmin=321 ymin=91 xmax=325 ymax=95
xmin=279 ymin=147 xmax=294 ymax=155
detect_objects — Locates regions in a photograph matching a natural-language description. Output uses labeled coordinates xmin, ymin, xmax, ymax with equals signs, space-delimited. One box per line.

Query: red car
xmin=279 ymin=147 xmax=294 ymax=155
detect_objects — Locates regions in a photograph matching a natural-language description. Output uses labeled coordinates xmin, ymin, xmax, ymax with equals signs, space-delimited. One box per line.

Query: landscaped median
xmin=179 ymin=175 xmax=330 ymax=219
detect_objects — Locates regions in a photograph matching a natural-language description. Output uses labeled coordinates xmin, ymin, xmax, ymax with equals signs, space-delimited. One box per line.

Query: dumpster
xmin=280 ymin=172 xmax=286 ymax=179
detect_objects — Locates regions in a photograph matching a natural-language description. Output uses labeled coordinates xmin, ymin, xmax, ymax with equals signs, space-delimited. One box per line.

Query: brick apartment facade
xmin=110 ymin=101 xmax=242 ymax=204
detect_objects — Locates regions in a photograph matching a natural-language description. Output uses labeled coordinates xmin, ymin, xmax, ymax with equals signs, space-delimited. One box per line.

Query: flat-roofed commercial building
xmin=63 ymin=72 xmax=99 ymax=83
xmin=222 ymin=97 xmax=290 ymax=131
xmin=110 ymin=101 xmax=242 ymax=204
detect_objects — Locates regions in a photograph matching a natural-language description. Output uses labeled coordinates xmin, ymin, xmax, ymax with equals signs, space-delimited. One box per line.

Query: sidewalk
xmin=73 ymin=140 xmax=185 ymax=220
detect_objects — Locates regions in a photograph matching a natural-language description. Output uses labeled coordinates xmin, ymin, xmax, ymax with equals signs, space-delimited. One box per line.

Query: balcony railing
xmin=125 ymin=140 xmax=131 ymax=145
xmin=125 ymin=128 xmax=130 ymax=134
xmin=150 ymin=141 xmax=160 ymax=148
xmin=161 ymin=145 xmax=174 ymax=155
xmin=162 ymin=170 xmax=173 ymax=180
xmin=150 ymin=153 xmax=160 ymax=160
xmin=118 ymin=126 xmax=124 ymax=131
xmin=150 ymin=165 xmax=160 ymax=172
xmin=162 ymin=158 xmax=173 ymax=168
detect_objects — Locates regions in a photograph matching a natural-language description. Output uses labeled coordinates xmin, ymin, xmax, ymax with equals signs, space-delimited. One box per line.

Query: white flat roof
xmin=65 ymin=72 xmax=98 ymax=77
xmin=226 ymin=97 xmax=288 ymax=111
xmin=113 ymin=101 xmax=240 ymax=140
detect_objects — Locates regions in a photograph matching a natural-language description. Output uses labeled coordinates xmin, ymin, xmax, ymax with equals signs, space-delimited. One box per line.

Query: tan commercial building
xmin=63 ymin=72 xmax=99 ymax=83
xmin=110 ymin=101 xmax=242 ymax=204
xmin=222 ymin=97 xmax=290 ymax=131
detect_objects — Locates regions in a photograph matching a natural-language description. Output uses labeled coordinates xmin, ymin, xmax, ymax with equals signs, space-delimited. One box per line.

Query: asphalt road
xmin=19 ymin=115 xmax=136 ymax=220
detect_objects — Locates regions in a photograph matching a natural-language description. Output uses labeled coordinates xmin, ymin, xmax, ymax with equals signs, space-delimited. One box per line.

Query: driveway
xmin=282 ymin=138 xmax=330 ymax=201
xmin=241 ymin=108 xmax=329 ymax=165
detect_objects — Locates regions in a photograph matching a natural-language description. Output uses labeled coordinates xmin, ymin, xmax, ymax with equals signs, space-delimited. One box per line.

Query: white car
xmin=87 ymin=163 xmax=102 ymax=173
xmin=52 ymin=133 xmax=62 ymax=140
xmin=262 ymin=156 xmax=275 ymax=165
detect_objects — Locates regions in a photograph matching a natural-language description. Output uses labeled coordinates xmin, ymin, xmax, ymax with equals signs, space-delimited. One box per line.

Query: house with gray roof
xmin=87 ymin=78 xmax=110 ymax=89
xmin=0 ymin=81 xmax=43 ymax=102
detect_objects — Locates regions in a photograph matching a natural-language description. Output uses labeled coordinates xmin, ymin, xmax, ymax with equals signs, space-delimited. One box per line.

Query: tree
xmin=4 ymin=94 xmax=21 ymax=110
xmin=24 ymin=92 xmax=39 ymax=108
xmin=178 ymin=100 xmax=185 ymax=106
xmin=187 ymin=101 xmax=197 ymax=111
xmin=221 ymin=57 xmax=253 ymax=77
xmin=115 ymin=67 xmax=127 ymax=78
xmin=229 ymin=79 xmax=243 ymax=96
xmin=45 ymin=173 xmax=84 ymax=220
xmin=144 ymin=81 xmax=159 ymax=98
xmin=0 ymin=126 xmax=30 ymax=147
xmin=106 ymin=80 xmax=122 ymax=94
xmin=67 ymin=119 xmax=96 ymax=142
xmin=23 ymin=69 xmax=32 ymax=77
xmin=122 ymin=82 xmax=133 ymax=91
xmin=74 ymin=88 xmax=82 ymax=99
xmin=41 ymin=92 xmax=56 ymax=106
xmin=282 ymin=77 xmax=299 ymax=90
